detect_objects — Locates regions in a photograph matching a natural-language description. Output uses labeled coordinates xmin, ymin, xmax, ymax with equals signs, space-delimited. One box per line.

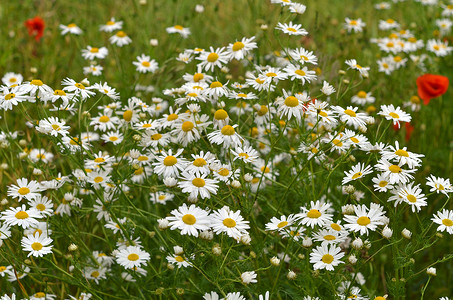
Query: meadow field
xmin=0 ymin=0 xmax=453 ymax=299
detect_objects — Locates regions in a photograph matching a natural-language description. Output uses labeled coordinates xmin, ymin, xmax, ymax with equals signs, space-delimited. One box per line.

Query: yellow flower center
xmin=99 ymin=115 xmax=110 ymax=123
xmin=174 ymin=25 xmax=184 ymax=30
xmin=36 ymin=204 xmax=46 ymax=211
xmin=407 ymin=194 xmax=417 ymax=203
xmin=287 ymin=27 xmax=297 ymax=32
xmin=94 ymin=157 xmax=105 ymax=163
xmin=0 ymin=266 xmax=6 ymax=272
xmin=127 ymin=253 xmax=139 ymax=261
xmin=67 ymin=23 xmax=77 ymax=28
xmin=167 ymin=113 xmax=178 ymax=121
xmin=193 ymin=158 xmax=207 ymax=167
xmin=31 ymin=79 xmax=43 ymax=86
xmin=331 ymin=223 xmax=341 ymax=231
xmin=34 ymin=229 xmax=43 ymax=236
xmin=321 ymin=254 xmax=334 ymax=264
xmin=239 ymin=152 xmax=249 ymax=159
xmin=116 ymin=31 xmax=127 ymax=37
xmin=389 ymin=165 xmax=402 ymax=173
xmin=395 ymin=149 xmax=409 ymax=157
xmin=218 ymin=168 xmax=230 ymax=176
xmin=35 ymin=293 xmax=46 ymax=298
xmin=389 ymin=112 xmax=400 ymax=119
xmin=410 ymin=96 xmax=420 ymax=104
xmin=295 ymin=69 xmax=306 ymax=77
xmin=193 ymin=73 xmax=204 ymax=82
xmin=207 ymin=53 xmax=219 ymax=63
xmin=31 ymin=242 xmax=43 ymax=251
xmin=137 ymin=155 xmax=149 ymax=161
xmin=182 ymin=121 xmax=194 ymax=132
xmin=352 ymin=172 xmax=362 ymax=180
xmin=333 ymin=139 xmax=343 ymax=147
xmin=175 ymin=255 xmax=185 ymax=262
xmin=350 ymin=137 xmax=359 ymax=143
xmin=357 ymin=91 xmax=367 ymax=98
xmin=357 ymin=216 xmax=371 ymax=226
xmin=134 ymin=168 xmax=144 ymax=175
xmin=18 ymin=187 xmax=30 ymax=195
xmin=277 ymin=221 xmax=288 ymax=228
xmin=324 ymin=235 xmax=336 ymax=241
xmin=91 ymin=271 xmax=100 ymax=278
xmin=284 ymin=96 xmax=299 ymax=107
xmin=54 ymin=90 xmax=66 ymax=96
xmin=307 ymin=209 xmax=321 ymax=219
xmin=90 ymin=47 xmax=99 ymax=53
xmin=210 ymin=81 xmax=223 ymax=88
xmin=223 ymin=218 xmax=237 ymax=228
xmin=123 ymin=110 xmax=133 ymax=122
xmin=5 ymin=93 xmax=15 ymax=100
xmin=109 ymin=136 xmax=118 ymax=141
xmin=151 ymin=133 xmax=162 ymax=140
xmin=192 ymin=178 xmax=206 ymax=187
xmin=350 ymin=20 xmax=358 ymax=25
xmin=163 ymin=156 xmax=177 ymax=166
xmin=266 ymin=72 xmax=277 ymax=77
xmin=182 ymin=214 xmax=196 ymax=225
xmin=379 ymin=181 xmax=388 ymax=187
xmin=260 ymin=166 xmax=270 ymax=173
xmin=442 ymin=219 xmax=453 ymax=226
xmin=214 ymin=109 xmax=228 ymax=120
xmin=141 ymin=61 xmax=151 ymax=67
xmin=255 ymin=78 xmax=265 ymax=84
xmin=345 ymin=109 xmax=357 ymax=117
xmin=94 ymin=176 xmax=104 ymax=183
xmin=221 ymin=125 xmax=235 ymax=136
xmin=15 ymin=211 xmax=29 ymax=219
xmin=232 ymin=41 xmax=245 ymax=51
xmin=386 ymin=19 xmax=395 ymax=23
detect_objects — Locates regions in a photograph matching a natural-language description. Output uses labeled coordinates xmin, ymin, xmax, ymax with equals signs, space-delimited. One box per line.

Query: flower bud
xmin=427 ymin=267 xmax=436 ymax=276
xmin=402 ymin=228 xmax=412 ymax=239
xmin=157 ymin=218 xmax=169 ymax=230
xmin=382 ymin=226 xmax=393 ymax=239
xmin=270 ymin=256 xmax=280 ymax=266
xmin=200 ymin=230 xmax=214 ymax=240
xmin=348 ymin=255 xmax=357 ymax=265
xmin=352 ymin=237 xmax=363 ymax=249
xmin=212 ymin=245 xmax=222 ymax=256
xmin=287 ymin=270 xmax=297 ymax=280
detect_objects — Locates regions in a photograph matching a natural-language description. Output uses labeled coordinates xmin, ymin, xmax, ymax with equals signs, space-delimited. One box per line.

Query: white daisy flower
xmin=296 ymin=200 xmax=333 ymax=228
xmin=21 ymin=233 xmax=53 ymax=257
xmin=342 ymin=163 xmax=373 ymax=185
xmin=309 ymin=244 xmax=344 ymax=271
xmin=7 ymin=178 xmax=41 ymax=202
xmin=133 ymin=54 xmax=159 ymax=73
xmin=276 ymin=21 xmax=308 ymax=36
xmin=81 ymin=46 xmax=109 ymax=60
xmin=378 ymin=104 xmax=411 ymax=128
xmin=432 ymin=209 xmax=453 ymax=234
xmin=343 ymin=203 xmax=386 ymax=235
xmin=178 ymin=172 xmax=219 ymax=199
xmin=167 ymin=204 xmax=211 ymax=237
xmin=116 ymin=246 xmax=150 ymax=269
xmin=210 ymin=207 xmax=250 ymax=240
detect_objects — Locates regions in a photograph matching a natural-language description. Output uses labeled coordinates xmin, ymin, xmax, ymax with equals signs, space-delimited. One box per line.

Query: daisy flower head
xmin=381 ymin=141 xmax=424 ymax=169
xmin=426 ymin=39 xmax=453 ymax=57
xmin=432 ymin=209 xmax=453 ymax=234
xmin=36 ymin=116 xmax=70 ymax=137
xmin=309 ymin=244 xmax=344 ymax=271
xmin=7 ymin=178 xmax=41 ymax=202
xmin=320 ymin=81 xmax=336 ymax=96
xmin=313 ymin=228 xmax=348 ymax=245
xmin=231 ymin=145 xmax=259 ymax=163
xmin=227 ymin=36 xmax=257 ymax=60
xmin=83 ymin=64 xmax=103 ymax=76
xmin=241 ymin=271 xmax=257 ymax=284
xmin=266 ymin=215 xmax=298 ymax=233
xmin=283 ymin=64 xmax=317 ymax=84
xmin=171 ymin=118 xmax=203 ymax=146
xmin=59 ymin=23 xmax=83 ymax=35
xmin=133 ymin=54 xmax=159 ymax=73
xmin=332 ymin=105 xmax=368 ymax=129
xmin=296 ymin=200 xmax=333 ymax=228
xmin=19 ymin=79 xmax=53 ymax=98
xmin=2 ymin=72 xmax=23 ymax=87
xmin=167 ymin=203 xmax=211 ymax=237
xmin=351 ymin=91 xmax=375 ymax=106
xmin=27 ymin=196 xmax=53 ymax=217
xmin=207 ymin=124 xmax=243 ymax=148
xmin=344 ymin=203 xmax=386 ymax=235
xmin=166 ymin=25 xmax=191 ymax=38
xmin=21 ymin=233 xmax=53 ymax=257
xmin=211 ymin=207 xmax=250 ymax=240
xmin=90 ymin=110 xmax=119 ymax=132
xmin=375 ymin=159 xmax=415 ymax=184
xmin=426 ymin=175 xmax=452 ymax=196
xmin=342 ymin=163 xmax=373 ymax=185
xmin=372 ymin=173 xmax=394 ymax=192
xmin=196 ymin=47 xmax=229 ymax=72
xmin=345 ymin=59 xmax=370 ymax=77
xmin=100 ymin=18 xmax=123 ymax=32
xmin=178 ymin=172 xmax=219 ymax=199
xmin=109 ymin=31 xmax=132 ymax=47
xmin=276 ymin=21 xmax=308 ymax=36
xmin=344 ymin=18 xmax=366 ymax=33
xmin=166 ymin=252 xmax=193 ymax=268
xmin=276 ymin=90 xmax=305 ymax=122
xmin=398 ymin=182 xmax=427 ymax=212
xmin=378 ymin=104 xmax=411 ymax=128
xmin=289 ymin=3 xmax=307 ymax=14
xmin=116 ymin=246 xmax=150 ymax=269
xmin=184 ymin=151 xmax=216 ymax=176
xmin=61 ymin=78 xmax=95 ymax=100
xmin=379 ymin=18 xmax=400 ymax=31
xmin=289 ymin=47 xmax=318 ymax=65
xmin=81 ymin=46 xmax=108 ymax=60
xmin=152 ymin=149 xmax=188 ymax=178
xmin=0 ymin=86 xmax=31 ymax=111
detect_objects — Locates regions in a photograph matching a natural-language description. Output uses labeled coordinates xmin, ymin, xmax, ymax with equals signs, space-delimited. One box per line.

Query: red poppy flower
xmin=416 ymin=74 xmax=449 ymax=105
xmin=25 ymin=16 xmax=45 ymax=42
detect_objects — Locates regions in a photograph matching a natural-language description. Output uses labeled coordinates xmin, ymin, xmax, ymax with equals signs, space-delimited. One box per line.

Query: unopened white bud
xmin=19 ymin=139 xmax=27 ymax=147
xmin=195 ymin=4 xmax=204 ymax=13
xmin=231 ymin=180 xmax=241 ymax=188
xmin=244 ymin=173 xmax=253 ymax=182
xmin=342 ymin=204 xmax=355 ymax=215
xmin=402 ymin=228 xmax=412 ymax=239
xmin=240 ymin=234 xmax=251 ymax=245
xmin=382 ymin=226 xmax=393 ymax=239
xmin=33 ymin=168 xmax=43 ymax=176
xmin=427 ymin=267 xmax=436 ymax=276
xmin=187 ymin=195 xmax=198 ymax=203
xmin=302 ymin=237 xmax=312 ymax=247
xmin=163 ymin=177 xmax=178 ymax=187
xmin=167 ymin=263 xmax=175 ymax=270
xmin=366 ymin=116 xmax=376 ymax=125
xmin=270 ymin=256 xmax=280 ymax=266
xmin=212 ymin=245 xmax=222 ymax=256
xmin=200 ymin=230 xmax=213 ymax=240
xmin=173 ymin=246 xmax=184 ymax=255
xmin=19 ymin=152 xmax=28 ymax=159
xmin=352 ymin=238 xmax=363 ymax=249
xmin=68 ymin=243 xmax=78 ymax=251
xmin=1 ymin=199 xmax=8 ymax=205
xmin=81 ymin=78 xmax=90 ymax=87
xmin=358 ymin=126 xmax=367 ymax=133
xmin=261 ymin=24 xmax=268 ymax=30
xmin=344 ymin=185 xmax=355 ymax=194
xmin=364 ymin=239 xmax=371 ymax=249
xmin=287 ymin=270 xmax=297 ymax=280
xmin=157 ymin=218 xmax=169 ymax=230
xmin=0 ymin=163 xmax=8 ymax=170
xmin=349 ymin=255 xmax=357 ymax=264
xmin=150 ymin=39 xmax=158 ymax=46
